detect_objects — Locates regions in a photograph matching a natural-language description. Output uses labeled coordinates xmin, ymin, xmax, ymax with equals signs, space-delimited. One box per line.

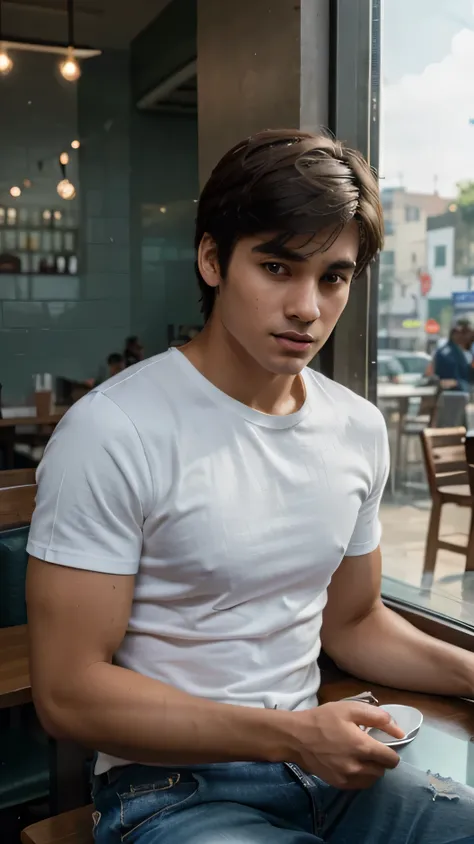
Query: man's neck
xmin=180 ymin=317 xmax=305 ymax=417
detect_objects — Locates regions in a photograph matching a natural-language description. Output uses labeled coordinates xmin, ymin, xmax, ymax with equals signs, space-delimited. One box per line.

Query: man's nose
xmin=287 ymin=285 xmax=321 ymax=324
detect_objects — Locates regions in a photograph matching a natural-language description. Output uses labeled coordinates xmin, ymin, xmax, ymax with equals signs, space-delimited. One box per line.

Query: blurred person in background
xmin=107 ymin=353 xmax=125 ymax=379
xmin=433 ymin=319 xmax=474 ymax=392
xmin=124 ymin=336 xmax=144 ymax=367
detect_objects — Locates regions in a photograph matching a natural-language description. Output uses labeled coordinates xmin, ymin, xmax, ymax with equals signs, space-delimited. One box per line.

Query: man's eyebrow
xmin=324 ymin=260 xmax=357 ymax=272
xmin=251 ymin=243 xmax=308 ymax=263
xmin=252 ymin=244 xmax=357 ymax=273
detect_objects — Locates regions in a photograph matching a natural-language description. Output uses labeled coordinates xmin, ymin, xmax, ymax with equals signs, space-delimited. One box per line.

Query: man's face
xmin=200 ymin=221 xmax=359 ymax=376
xmin=453 ymin=327 xmax=473 ymax=349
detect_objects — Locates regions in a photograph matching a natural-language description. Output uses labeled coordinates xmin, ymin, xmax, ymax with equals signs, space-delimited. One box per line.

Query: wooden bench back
xmin=0 ymin=468 xmax=36 ymax=489
xmin=421 ymin=427 xmax=468 ymax=496
xmin=0 ymin=483 xmax=37 ymax=530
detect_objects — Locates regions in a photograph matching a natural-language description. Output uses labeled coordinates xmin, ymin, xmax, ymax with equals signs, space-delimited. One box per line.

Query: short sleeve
xmin=345 ymin=410 xmax=389 ymax=557
xmin=27 ymin=391 xmax=153 ymax=575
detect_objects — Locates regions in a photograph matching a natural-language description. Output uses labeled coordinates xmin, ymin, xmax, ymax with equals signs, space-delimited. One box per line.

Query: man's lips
xmin=274 ymin=332 xmax=314 ymax=343
xmin=272 ymin=332 xmax=314 ymax=351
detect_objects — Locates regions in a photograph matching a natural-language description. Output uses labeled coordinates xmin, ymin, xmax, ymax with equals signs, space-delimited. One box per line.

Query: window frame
xmin=329 ymin=0 xmax=473 ymax=647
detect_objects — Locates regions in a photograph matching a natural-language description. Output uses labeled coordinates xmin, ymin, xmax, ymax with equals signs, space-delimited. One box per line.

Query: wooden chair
xmin=22 ymin=805 xmax=94 ymax=844
xmin=395 ymin=389 xmax=440 ymax=491
xmin=0 ymin=469 xmax=36 ymax=489
xmin=420 ymin=427 xmax=474 ymax=577
xmin=466 ymin=433 xmax=474 ymax=493
xmin=21 ymin=806 xmax=94 ymax=844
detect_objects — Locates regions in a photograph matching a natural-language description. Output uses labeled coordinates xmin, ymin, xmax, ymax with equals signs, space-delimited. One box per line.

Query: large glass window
xmin=377 ymin=0 xmax=474 ymax=627
xmin=0 ymin=1 xmax=200 ymax=454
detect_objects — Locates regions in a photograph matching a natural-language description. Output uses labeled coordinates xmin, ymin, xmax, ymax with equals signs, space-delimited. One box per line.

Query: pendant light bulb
xmin=60 ymin=52 xmax=81 ymax=82
xmin=0 ymin=48 xmax=13 ymax=75
xmin=57 ymin=179 xmax=76 ymax=200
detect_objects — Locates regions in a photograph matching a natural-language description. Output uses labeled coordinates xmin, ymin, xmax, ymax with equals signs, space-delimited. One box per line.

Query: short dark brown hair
xmin=195 ymin=129 xmax=384 ymax=321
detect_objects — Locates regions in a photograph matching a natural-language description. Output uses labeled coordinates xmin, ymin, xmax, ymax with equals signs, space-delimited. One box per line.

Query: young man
xmin=27 ymin=130 xmax=474 ymax=843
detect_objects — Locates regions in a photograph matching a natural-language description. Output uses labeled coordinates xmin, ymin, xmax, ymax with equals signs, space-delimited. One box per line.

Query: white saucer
xmin=367 ymin=704 xmax=423 ymax=748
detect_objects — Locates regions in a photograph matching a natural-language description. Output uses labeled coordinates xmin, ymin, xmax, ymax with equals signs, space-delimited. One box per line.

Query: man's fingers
xmin=362 ymin=734 xmax=401 ymax=769
xmin=347 ymin=702 xmax=405 ymax=740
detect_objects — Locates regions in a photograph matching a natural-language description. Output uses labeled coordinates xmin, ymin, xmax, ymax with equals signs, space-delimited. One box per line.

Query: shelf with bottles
xmin=0 ymin=205 xmax=79 ymax=275
xmin=0 ymin=206 xmax=78 ymax=229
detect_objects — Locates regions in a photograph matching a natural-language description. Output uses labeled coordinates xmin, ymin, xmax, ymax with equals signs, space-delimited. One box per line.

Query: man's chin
xmin=266 ymin=355 xmax=312 ymax=376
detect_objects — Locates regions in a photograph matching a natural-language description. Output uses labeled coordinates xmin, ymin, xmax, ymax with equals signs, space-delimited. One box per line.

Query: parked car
xmin=377 ymin=352 xmax=431 ymax=384
xmin=392 ymin=352 xmax=432 ymax=384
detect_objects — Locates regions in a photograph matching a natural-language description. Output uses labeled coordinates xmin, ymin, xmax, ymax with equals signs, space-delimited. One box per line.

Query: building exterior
xmin=378 ymin=187 xmax=451 ymax=350
xmin=426 ymin=210 xmax=474 ymax=330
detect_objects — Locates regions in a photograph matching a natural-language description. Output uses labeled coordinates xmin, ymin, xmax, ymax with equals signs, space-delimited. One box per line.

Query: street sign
xmin=452 ymin=291 xmax=474 ymax=311
xmin=425 ymin=319 xmax=440 ymax=334
xmin=419 ymin=271 xmax=431 ymax=297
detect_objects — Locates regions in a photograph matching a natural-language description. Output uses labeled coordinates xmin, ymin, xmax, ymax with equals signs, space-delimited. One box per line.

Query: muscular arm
xmin=27 ymin=557 xmax=291 ymax=764
xmin=321 ymin=547 xmax=474 ymax=697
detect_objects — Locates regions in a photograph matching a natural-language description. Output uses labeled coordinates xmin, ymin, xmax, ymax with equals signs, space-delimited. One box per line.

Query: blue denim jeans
xmin=91 ymin=760 xmax=474 ymax=843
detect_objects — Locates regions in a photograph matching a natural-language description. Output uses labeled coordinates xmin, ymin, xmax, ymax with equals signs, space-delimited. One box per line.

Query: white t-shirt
xmin=27 ymin=349 xmax=389 ymax=773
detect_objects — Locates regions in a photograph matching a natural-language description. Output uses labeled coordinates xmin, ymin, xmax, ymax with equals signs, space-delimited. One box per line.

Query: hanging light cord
xmin=0 ymin=0 xmax=4 ymax=42
xmin=67 ymin=0 xmax=74 ymax=47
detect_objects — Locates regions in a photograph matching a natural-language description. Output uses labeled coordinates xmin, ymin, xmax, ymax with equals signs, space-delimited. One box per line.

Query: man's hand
xmin=290 ymin=701 xmax=404 ymax=789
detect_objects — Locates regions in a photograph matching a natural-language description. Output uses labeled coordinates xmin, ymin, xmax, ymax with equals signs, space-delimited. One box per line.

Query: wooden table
xmin=320 ymin=676 xmax=474 ymax=786
xmin=377 ymin=384 xmax=437 ymax=401
xmin=0 ymin=624 xmax=31 ymax=709
xmin=0 ymin=410 xmax=65 ymax=469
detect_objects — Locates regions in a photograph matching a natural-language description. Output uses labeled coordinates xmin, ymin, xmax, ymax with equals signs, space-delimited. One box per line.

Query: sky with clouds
xmin=381 ymin=0 xmax=474 ymax=196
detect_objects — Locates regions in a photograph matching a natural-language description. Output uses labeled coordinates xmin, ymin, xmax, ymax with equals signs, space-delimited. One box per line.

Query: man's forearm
xmin=37 ymin=660 xmax=294 ymax=765
xmin=326 ymin=604 xmax=474 ymax=697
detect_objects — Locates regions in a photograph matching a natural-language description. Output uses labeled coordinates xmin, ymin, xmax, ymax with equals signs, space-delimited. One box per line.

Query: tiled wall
xmin=77 ymin=49 xmax=132 ymax=373
xmin=130 ymin=111 xmax=200 ymax=356
xmin=0 ymin=32 xmax=200 ymax=405
xmin=0 ymin=51 xmax=132 ymax=404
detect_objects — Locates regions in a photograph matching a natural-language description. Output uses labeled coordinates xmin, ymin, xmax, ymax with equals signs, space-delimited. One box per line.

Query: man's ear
xmin=198 ymin=234 xmax=221 ymax=290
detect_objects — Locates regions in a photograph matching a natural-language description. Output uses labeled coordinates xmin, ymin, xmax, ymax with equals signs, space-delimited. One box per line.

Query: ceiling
xmin=1 ymin=0 xmax=171 ymax=49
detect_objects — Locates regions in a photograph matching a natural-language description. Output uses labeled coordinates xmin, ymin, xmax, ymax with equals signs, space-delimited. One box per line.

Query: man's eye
xmin=321 ymin=273 xmax=346 ymax=285
xmin=262 ymin=262 xmax=289 ymax=276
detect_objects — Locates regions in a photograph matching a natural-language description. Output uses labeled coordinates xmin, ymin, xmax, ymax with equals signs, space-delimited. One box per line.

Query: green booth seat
xmin=0 ymin=525 xmax=29 ymax=629
xmin=0 ymin=728 xmax=49 ymax=811
xmin=0 ymin=523 xmax=50 ymax=813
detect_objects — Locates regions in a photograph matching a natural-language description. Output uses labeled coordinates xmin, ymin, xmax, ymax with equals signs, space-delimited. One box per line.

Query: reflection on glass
xmin=378 ymin=0 xmax=474 ymax=627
